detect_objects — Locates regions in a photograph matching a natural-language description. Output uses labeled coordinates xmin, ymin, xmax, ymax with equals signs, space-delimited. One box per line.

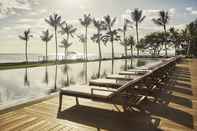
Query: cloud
xmin=29 ymin=9 xmax=47 ymax=16
xmin=186 ymin=7 xmax=192 ymax=12
xmin=185 ymin=7 xmax=197 ymax=15
xmin=0 ymin=0 xmax=39 ymax=18
xmin=191 ymin=11 xmax=197 ymax=15
xmin=169 ymin=8 xmax=176 ymax=17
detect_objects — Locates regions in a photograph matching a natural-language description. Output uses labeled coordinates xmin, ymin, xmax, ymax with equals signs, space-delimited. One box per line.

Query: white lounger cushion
xmin=61 ymin=85 xmax=117 ymax=98
xmin=89 ymin=79 xmax=127 ymax=88
xmin=136 ymin=61 xmax=163 ymax=70
xmin=106 ymin=74 xmax=140 ymax=80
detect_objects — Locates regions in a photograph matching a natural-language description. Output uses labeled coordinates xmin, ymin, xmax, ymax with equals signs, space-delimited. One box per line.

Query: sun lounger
xmin=59 ymin=72 xmax=151 ymax=112
xmin=58 ymin=57 xmax=180 ymax=112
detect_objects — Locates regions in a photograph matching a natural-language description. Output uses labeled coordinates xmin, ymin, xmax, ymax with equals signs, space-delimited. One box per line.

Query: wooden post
xmin=76 ymin=97 xmax=79 ymax=105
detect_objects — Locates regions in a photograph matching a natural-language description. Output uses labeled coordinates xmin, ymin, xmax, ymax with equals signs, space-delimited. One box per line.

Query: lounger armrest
xmin=91 ymin=88 xmax=117 ymax=95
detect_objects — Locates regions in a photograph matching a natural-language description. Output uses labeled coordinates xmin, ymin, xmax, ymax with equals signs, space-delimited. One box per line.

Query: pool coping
xmin=0 ymin=92 xmax=59 ymax=115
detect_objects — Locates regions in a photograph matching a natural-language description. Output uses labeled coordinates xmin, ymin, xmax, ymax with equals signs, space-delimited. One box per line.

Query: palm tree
xmin=143 ymin=32 xmax=166 ymax=56
xmin=102 ymin=15 xmax=120 ymax=59
xmin=91 ymin=18 xmax=106 ymax=59
xmin=60 ymin=22 xmax=77 ymax=58
xmin=186 ymin=22 xmax=196 ymax=56
xmin=45 ymin=13 xmax=63 ymax=62
xmin=60 ymin=38 xmax=72 ymax=59
xmin=40 ymin=29 xmax=53 ymax=61
xmin=126 ymin=36 xmax=135 ymax=57
xmin=77 ymin=34 xmax=86 ymax=59
xmin=130 ymin=8 xmax=145 ymax=56
xmin=169 ymin=27 xmax=181 ymax=56
xmin=136 ymin=38 xmax=145 ymax=55
xmin=118 ymin=19 xmax=132 ymax=58
xmin=79 ymin=14 xmax=92 ymax=60
xmin=180 ymin=28 xmax=190 ymax=55
xmin=127 ymin=36 xmax=135 ymax=69
xmin=152 ymin=10 xmax=169 ymax=56
xmin=19 ymin=28 xmax=32 ymax=63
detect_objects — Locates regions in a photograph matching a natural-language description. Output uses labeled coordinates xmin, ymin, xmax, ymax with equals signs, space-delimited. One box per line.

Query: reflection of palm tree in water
xmin=97 ymin=60 xmax=101 ymax=78
xmin=124 ymin=59 xmax=128 ymax=71
xmin=24 ymin=67 xmax=30 ymax=87
xmin=43 ymin=63 xmax=49 ymax=85
xmin=111 ymin=59 xmax=114 ymax=74
xmin=62 ymin=64 xmax=70 ymax=87
xmin=78 ymin=62 xmax=88 ymax=84
xmin=90 ymin=60 xmax=102 ymax=79
xmin=84 ymin=62 xmax=88 ymax=84
xmin=129 ymin=59 xmax=134 ymax=69
xmin=54 ymin=64 xmax=58 ymax=91
xmin=136 ymin=59 xmax=146 ymax=67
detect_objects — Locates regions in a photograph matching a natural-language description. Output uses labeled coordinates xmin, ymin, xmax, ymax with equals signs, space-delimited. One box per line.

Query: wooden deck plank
xmin=0 ymin=58 xmax=197 ymax=131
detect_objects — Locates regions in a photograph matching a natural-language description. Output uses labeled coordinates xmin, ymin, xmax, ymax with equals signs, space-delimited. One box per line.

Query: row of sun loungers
xmin=58 ymin=57 xmax=181 ymax=112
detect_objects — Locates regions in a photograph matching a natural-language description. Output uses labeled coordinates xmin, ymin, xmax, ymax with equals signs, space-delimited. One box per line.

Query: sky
xmin=0 ymin=0 xmax=197 ymax=55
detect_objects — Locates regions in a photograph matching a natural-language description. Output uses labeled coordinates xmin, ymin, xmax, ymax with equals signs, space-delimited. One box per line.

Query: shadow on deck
xmin=58 ymin=105 xmax=162 ymax=131
xmin=57 ymin=61 xmax=194 ymax=130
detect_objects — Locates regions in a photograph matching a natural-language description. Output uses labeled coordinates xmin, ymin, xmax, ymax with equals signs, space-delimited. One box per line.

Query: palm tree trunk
xmin=125 ymin=46 xmax=128 ymax=58
xmin=46 ymin=41 xmax=48 ymax=61
xmin=111 ymin=40 xmax=114 ymax=59
xmin=98 ymin=41 xmax=102 ymax=59
xmin=65 ymin=34 xmax=70 ymax=59
xmin=55 ymin=28 xmax=58 ymax=62
xmin=164 ymin=25 xmax=168 ymax=57
xmin=83 ymin=42 xmax=85 ymax=60
xmin=25 ymin=40 xmax=28 ymax=63
xmin=54 ymin=64 xmax=57 ymax=90
xmin=98 ymin=31 xmax=102 ymax=60
xmin=130 ymin=45 xmax=133 ymax=57
xmin=136 ymin=22 xmax=139 ymax=56
xmin=66 ymin=66 xmax=70 ymax=86
xmin=187 ymin=40 xmax=190 ymax=57
xmin=85 ymin=27 xmax=88 ymax=60
xmin=64 ymin=48 xmax=67 ymax=59
xmin=123 ymin=31 xmax=127 ymax=58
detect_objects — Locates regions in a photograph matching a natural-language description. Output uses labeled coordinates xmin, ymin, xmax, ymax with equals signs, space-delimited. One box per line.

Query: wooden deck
xmin=0 ymin=59 xmax=197 ymax=131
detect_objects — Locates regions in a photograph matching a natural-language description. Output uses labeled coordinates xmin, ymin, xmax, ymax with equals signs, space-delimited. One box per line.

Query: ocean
xmin=0 ymin=52 xmax=123 ymax=63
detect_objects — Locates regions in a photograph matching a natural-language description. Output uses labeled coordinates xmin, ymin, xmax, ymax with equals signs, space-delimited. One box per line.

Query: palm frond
xmin=152 ymin=18 xmax=163 ymax=26
xmin=45 ymin=13 xmax=62 ymax=28
xmin=111 ymin=17 xmax=116 ymax=27
xmin=19 ymin=35 xmax=26 ymax=40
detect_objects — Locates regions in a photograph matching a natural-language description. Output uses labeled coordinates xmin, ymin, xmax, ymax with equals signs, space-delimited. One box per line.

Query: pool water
xmin=0 ymin=58 xmax=159 ymax=108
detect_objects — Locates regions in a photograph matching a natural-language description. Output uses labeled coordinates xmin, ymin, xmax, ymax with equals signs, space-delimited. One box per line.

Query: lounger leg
xmin=76 ymin=97 xmax=79 ymax=105
xmin=58 ymin=93 xmax=62 ymax=112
